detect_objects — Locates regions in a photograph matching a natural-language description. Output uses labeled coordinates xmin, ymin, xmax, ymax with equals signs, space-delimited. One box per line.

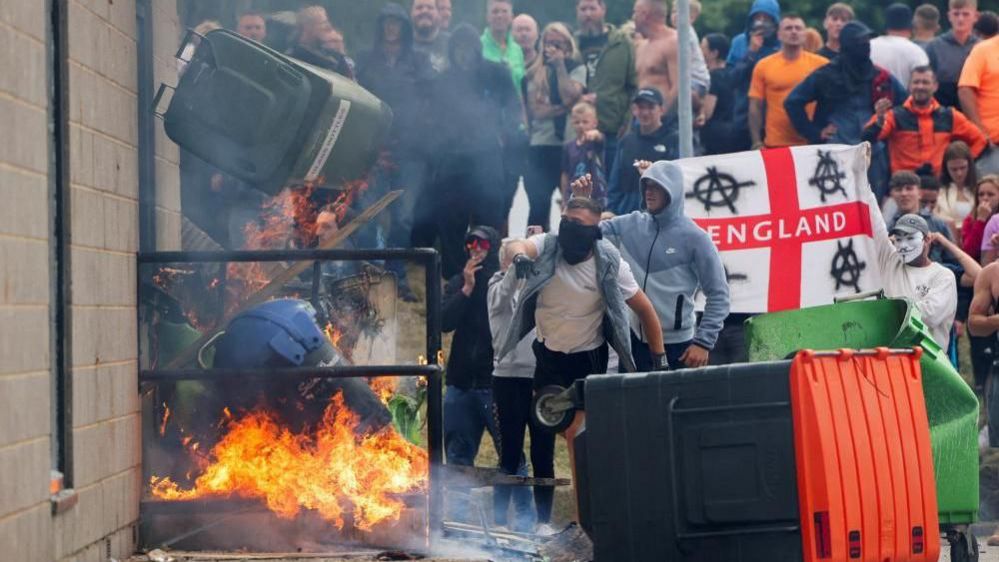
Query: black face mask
xmin=557 ymin=218 xmax=602 ymax=265
xmin=842 ymin=38 xmax=871 ymax=62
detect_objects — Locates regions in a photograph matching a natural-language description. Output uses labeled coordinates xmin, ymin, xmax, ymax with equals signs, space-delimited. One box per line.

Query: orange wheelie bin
xmin=791 ymin=348 xmax=939 ymax=562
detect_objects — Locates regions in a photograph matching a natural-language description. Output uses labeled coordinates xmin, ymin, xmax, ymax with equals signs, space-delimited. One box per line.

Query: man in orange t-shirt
xmin=749 ymin=14 xmax=829 ymax=149
xmin=959 ymin=35 xmax=999 ymax=146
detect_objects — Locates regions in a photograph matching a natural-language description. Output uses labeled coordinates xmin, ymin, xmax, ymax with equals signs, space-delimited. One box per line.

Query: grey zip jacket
xmin=487 ymin=270 xmax=535 ymax=378
xmin=601 ymin=160 xmax=730 ymax=349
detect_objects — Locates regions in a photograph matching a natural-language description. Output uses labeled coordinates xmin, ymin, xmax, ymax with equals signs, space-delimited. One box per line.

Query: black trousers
xmin=530 ymin=340 xmax=608 ymax=522
xmin=523 ymin=145 xmax=563 ymax=232
xmin=710 ymin=315 xmax=750 ymax=365
xmin=492 ymin=376 xmax=542 ymax=527
xmin=971 ymin=336 xmax=994 ymax=389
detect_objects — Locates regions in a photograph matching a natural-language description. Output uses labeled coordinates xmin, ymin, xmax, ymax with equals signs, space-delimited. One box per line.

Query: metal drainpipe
xmin=137 ymin=0 xmax=157 ymax=252
xmin=677 ymin=0 xmax=693 ymax=158
xmin=48 ymin=0 xmax=74 ymax=490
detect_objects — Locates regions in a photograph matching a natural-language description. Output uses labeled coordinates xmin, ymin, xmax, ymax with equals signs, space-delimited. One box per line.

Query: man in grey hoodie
xmin=572 ymin=160 xmax=730 ymax=369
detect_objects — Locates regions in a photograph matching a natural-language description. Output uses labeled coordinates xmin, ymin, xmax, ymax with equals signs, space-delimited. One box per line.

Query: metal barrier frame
xmin=136 ymin=248 xmax=443 ymax=551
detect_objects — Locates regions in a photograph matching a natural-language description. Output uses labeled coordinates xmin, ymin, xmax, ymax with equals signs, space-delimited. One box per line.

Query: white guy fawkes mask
xmin=892 ymin=231 xmax=925 ymax=264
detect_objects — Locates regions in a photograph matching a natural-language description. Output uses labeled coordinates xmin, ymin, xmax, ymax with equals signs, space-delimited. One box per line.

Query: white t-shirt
xmin=870 ymin=36 xmax=930 ymax=87
xmin=528 ymin=234 xmax=640 ymax=354
xmin=869 ymin=195 xmax=957 ymax=350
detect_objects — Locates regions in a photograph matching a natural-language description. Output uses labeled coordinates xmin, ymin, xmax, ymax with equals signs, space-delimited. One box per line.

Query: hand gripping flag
xmin=682 ymin=144 xmax=882 ymax=313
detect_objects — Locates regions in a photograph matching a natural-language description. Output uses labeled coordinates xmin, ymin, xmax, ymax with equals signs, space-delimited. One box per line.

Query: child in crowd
xmin=561 ymin=102 xmax=608 ymax=208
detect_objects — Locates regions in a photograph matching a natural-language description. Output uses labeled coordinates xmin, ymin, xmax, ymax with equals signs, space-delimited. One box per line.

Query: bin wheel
xmin=532 ymin=385 xmax=575 ymax=434
xmin=949 ymin=529 xmax=979 ymax=562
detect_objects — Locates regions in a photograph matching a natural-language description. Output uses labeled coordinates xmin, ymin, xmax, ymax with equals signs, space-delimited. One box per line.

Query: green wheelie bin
xmin=744 ymin=295 xmax=979 ymax=528
xmin=160 ymin=29 xmax=393 ymax=195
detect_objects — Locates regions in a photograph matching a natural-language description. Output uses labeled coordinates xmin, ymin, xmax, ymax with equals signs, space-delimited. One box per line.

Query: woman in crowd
xmin=962 ymin=175 xmax=999 ymax=391
xmin=522 ymin=22 xmax=586 ymax=231
xmin=937 ymin=141 xmax=980 ymax=238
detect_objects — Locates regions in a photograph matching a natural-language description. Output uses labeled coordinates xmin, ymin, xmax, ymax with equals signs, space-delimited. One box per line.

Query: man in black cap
xmin=441 ymin=229 xmax=504 ymax=465
xmin=871 ymin=3 xmax=930 ymax=86
xmin=606 ymin=87 xmax=678 ymax=215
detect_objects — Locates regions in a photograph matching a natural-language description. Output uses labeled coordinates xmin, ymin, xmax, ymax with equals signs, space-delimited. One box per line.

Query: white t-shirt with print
xmin=527 ymin=234 xmax=640 ymax=354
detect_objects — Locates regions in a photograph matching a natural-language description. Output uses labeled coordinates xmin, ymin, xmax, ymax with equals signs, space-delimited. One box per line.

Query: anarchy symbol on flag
xmin=809 ymin=150 xmax=849 ymax=203
xmin=682 ymin=144 xmax=881 ymax=314
xmin=686 ymin=166 xmax=756 ymax=214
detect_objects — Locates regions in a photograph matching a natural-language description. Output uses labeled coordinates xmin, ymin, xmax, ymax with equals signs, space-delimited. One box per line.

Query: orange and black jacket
xmin=862 ymin=97 xmax=987 ymax=176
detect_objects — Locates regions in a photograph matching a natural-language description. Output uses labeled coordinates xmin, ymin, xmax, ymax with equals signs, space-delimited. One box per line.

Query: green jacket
xmin=577 ymin=25 xmax=637 ymax=136
xmin=481 ymin=30 xmax=525 ymax=91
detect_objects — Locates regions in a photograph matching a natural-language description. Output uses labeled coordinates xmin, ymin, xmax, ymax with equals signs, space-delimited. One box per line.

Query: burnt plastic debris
xmin=161 ymin=29 xmax=393 ymax=195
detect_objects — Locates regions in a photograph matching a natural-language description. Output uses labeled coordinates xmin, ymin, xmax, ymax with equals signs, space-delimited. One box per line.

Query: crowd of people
xmin=181 ymin=0 xmax=999 ymax=536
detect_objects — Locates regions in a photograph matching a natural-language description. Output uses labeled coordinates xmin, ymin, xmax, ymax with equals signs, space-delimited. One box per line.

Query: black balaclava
xmin=839 ymin=21 xmax=875 ymax=86
xmin=557 ymin=218 xmax=602 ymax=265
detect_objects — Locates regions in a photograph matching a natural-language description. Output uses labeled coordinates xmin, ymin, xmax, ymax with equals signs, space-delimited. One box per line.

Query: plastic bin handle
xmin=833 ymin=289 xmax=885 ymax=304
xmin=197 ymin=330 xmax=225 ymax=369
xmin=151 ymin=84 xmax=175 ymax=120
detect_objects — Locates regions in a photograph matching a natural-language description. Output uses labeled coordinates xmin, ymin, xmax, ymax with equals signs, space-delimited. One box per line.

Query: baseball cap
xmin=633 ymin=87 xmax=664 ymax=106
xmin=884 ymin=3 xmax=913 ymax=31
xmin=891 ymin=214 xmax=929 ymax=237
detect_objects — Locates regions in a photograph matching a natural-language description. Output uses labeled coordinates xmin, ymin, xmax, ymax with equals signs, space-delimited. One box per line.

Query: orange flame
xmin=222 ymin=179 xmax=370 ymax=312
xmin=159 ymin=403 xmax=171 ymax=437
xmin=149 ymin=392 xmax=428 ymax=531
xmin=324 ymin=323 xmax=344 ymax=350
xmin=368 ymin=377 xmax=397 ymax=404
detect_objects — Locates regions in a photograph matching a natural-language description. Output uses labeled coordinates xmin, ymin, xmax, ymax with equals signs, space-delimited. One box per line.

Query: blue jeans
xmin=444 ymin=386 xmax=532 ymax=527
xmin=630 ymin=331 xmax=691 ymax=371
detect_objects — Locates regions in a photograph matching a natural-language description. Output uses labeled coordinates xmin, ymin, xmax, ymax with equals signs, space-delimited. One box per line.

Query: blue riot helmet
xmin=212 ymin=299 xmax=391 ymax=432
xmin=213 ymin=299 xmax=340 ymax=369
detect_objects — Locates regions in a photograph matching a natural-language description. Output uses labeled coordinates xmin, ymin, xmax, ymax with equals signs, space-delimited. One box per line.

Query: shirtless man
xmin=970 ymin=262 xmax=999 ymax=469
xmin=633 ymin=0 xmax=679 ymax=109
xmin=970 ymin=262 xmax=999 ymax=338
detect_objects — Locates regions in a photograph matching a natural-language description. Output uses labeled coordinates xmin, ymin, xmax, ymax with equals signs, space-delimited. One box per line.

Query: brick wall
xmin=0 ymin=0 xmax=181 ymax=559
xmin=0 ymin=1 xmax=56 ymax=559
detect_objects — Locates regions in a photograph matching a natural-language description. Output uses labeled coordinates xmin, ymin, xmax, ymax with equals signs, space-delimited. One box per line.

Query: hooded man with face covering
xmin=784 ymin=21 xmax=907 ymax=197
xmin=417 ymin=24 xmax=525 ymax=278
xmin=572 ymin=161 xmax=730 ymax=369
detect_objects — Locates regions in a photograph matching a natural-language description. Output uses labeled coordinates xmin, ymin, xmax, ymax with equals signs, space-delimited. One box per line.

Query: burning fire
xmin=159 ymin=403 xmax=171 ymax=437
xmin=368 ymin=377 xmax=398 ymax=404
xmin=224 ymin=179 xmax=370 ymax=312
xmin=150 ymin=392 xmax=428 ymax=531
